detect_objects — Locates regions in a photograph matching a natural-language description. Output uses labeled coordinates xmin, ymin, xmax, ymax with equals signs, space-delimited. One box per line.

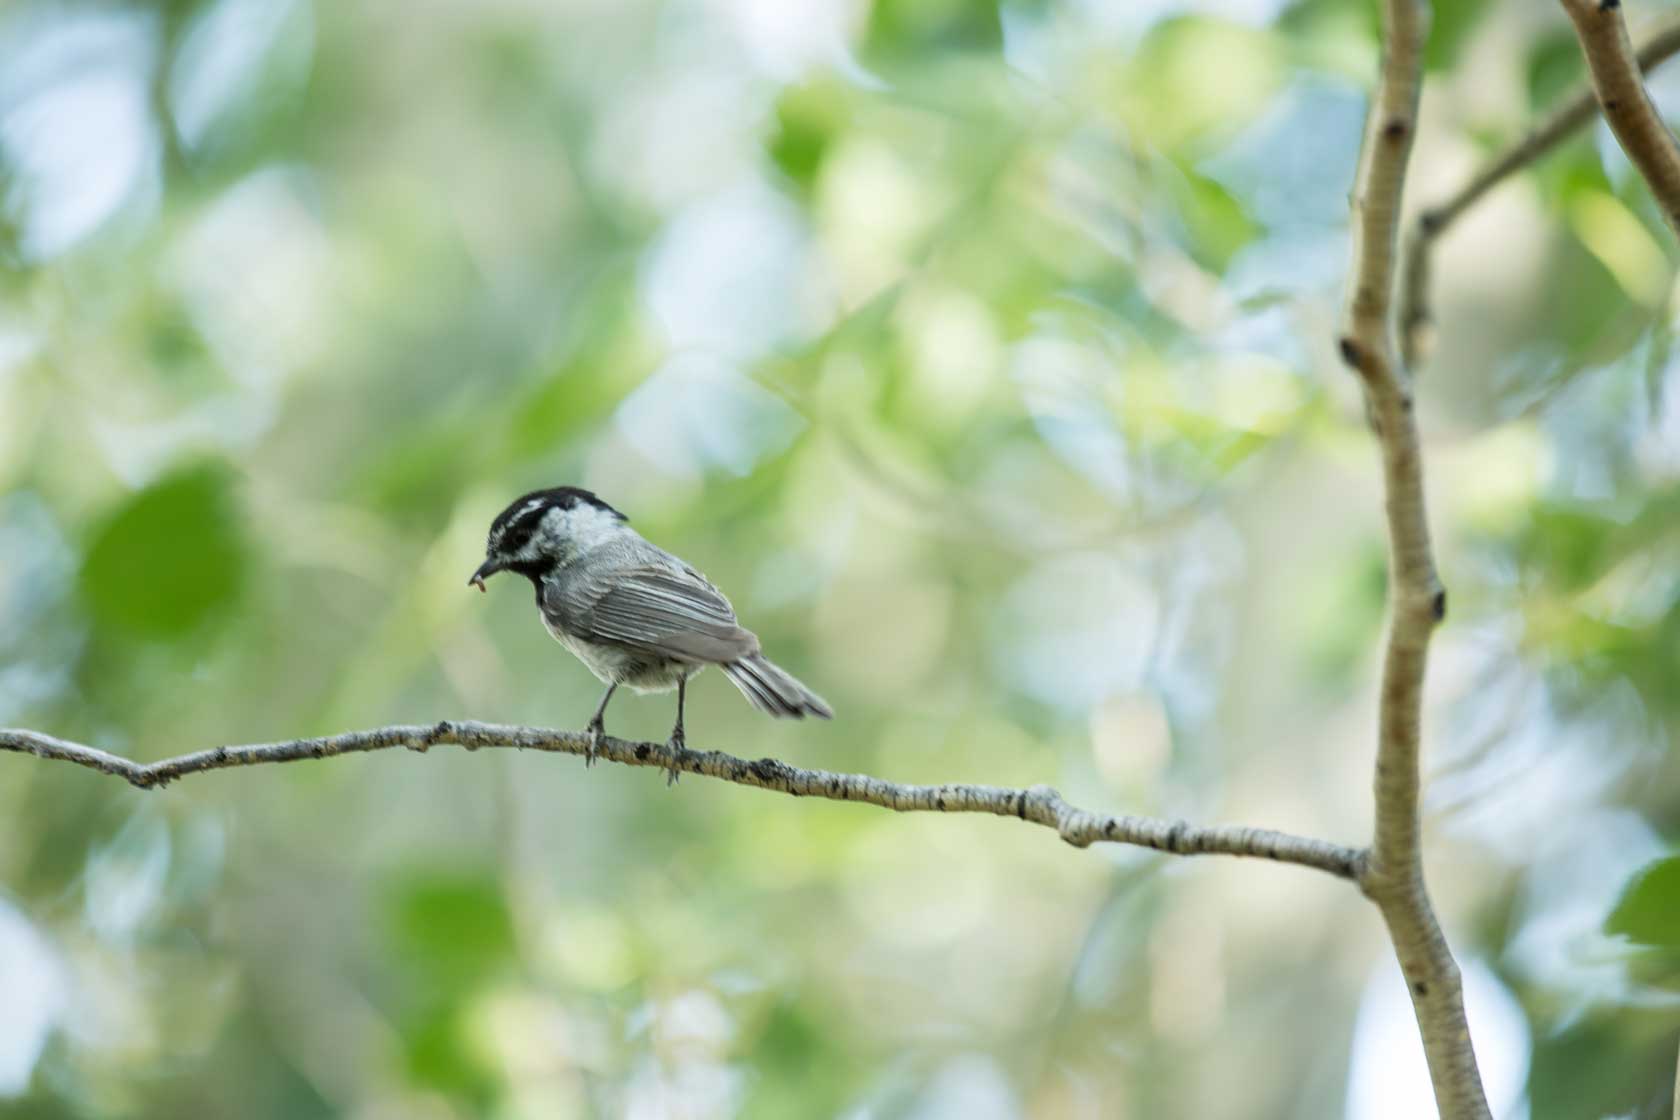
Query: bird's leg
xmin=585 ymin=683 xmax=617 ymax=766
xmin=665 ymin=677 xmax=687 ymax=786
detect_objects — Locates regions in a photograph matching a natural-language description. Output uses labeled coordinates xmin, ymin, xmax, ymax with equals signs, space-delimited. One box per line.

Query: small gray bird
xmin=469 ymin=487 xmax=831 ymax=771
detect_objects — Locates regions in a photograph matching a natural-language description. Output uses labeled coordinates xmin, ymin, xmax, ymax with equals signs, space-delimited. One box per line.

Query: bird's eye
xmin=498 ymin=522 xmax=535 ymax=555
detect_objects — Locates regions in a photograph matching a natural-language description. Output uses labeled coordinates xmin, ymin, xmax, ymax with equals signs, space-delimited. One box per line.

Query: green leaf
xmin=1520 ymin=503 xmax=1619 ymax=593
xmin=1539 ymin=139 xmax=1614 ymax=205
xmin=741 ymin=1001 xmax=856 ymax=1120
xmin=768 ymin=81 xmax=846 ymax=192
xmin=1607 ymin=856 xmax=1680 ymax=947
xmin=384 ymin=876 xmax=510 ymax=1101
xmin=1527 ymin=31 xmax=1586 ymax=111
xmin=863 ymin=0 xmax=1004 ymax=59
xmin=1425 ymin=0 xmax=1492 ymax=72
xmin=386 ymin=872 xmax=515 ymax=991
xmin=1528 ymin=1016 xmax=1672 ymax=1119
xmin=79 ymin=465 xmax=247 ymax=639
xmin=1535 ymin=231 xmax=1643 ymax=363
xmin=403 ymin=1001 xmax=494 ymax=1099
xmin=1168 ymin=163 xmax=1259 ymax=272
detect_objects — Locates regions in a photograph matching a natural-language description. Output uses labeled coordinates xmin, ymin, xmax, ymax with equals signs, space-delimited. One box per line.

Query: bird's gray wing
xmin=549 ymin=564 xmax=759 ymax=664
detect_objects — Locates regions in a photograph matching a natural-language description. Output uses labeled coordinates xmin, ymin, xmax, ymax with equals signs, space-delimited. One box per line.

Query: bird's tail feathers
xmin=722 ymin=654 xmax=833 ymax=720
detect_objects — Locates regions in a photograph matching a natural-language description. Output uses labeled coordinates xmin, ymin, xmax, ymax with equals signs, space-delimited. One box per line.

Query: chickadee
xmin=469 ymin=487 xmax=831 ymax=771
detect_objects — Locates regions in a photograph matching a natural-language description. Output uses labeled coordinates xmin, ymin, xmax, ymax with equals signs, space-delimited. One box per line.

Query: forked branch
xmin=1402 ymin=18 xmax=1680 ymax=364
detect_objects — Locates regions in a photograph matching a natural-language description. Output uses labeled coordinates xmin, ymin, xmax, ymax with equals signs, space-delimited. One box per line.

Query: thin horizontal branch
xmin=0 ymin=722 xmax=1365 ymax=879
xmin=1401 ymin=17 xmax=1680 ymax=364
xmin=1562 ymin=0 xmax=1680 ymax=237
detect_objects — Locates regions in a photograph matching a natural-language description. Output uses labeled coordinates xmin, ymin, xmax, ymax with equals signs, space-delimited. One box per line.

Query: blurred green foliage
xmin=79 ymin=465 xmax=247 ymax=640
xmin=1608 ymin=857 xmax=1680 ymax=949
xmin=1 ymin=0 xmax=1680 ymax=1117
xmin=1525 ymin=32 xmax=1588 ymax=112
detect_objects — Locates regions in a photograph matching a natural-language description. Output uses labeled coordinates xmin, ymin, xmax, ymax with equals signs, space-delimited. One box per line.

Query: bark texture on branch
xmin=0 ymin=722 xmax=1365 ymax=878
xmin=1340 ymin=0 xmax=1491 ymax=1115
xmin=1562 ymin=0 xmax=1680 ymax=238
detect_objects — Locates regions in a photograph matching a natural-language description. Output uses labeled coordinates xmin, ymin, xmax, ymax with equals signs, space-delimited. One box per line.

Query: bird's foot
xmin=664 ymin=729 xmax=685 ymax=786
xmin=585 ymin=719 xmax=606 ymax=766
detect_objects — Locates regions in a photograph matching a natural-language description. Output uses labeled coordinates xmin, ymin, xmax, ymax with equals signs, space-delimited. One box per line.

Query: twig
xmin=1339 ymin=0 xmax=1491 ymax=1116
xmin=1562 ymin=0 xmax=1680 ymax=237
xmin=0 ymin=722 xmax=1366 ymax=879
xmin=1402 ymin=18 xmax=1680 ymax=364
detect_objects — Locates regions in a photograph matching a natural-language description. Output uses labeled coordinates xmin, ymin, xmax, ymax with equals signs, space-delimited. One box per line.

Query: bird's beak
xmin=468 ymin=559 xmax=503 ymax=592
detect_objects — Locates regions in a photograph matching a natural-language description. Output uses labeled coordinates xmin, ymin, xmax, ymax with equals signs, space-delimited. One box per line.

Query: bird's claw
xmin=585 ymin=720 xmax=606 ymax=766
xmin=664 ymin=730 xmax=685 ymax=786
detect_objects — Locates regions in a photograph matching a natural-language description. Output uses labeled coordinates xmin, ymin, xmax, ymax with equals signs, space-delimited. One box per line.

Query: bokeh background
xmin=3 ymin=0 xmax=1680 ymax=1116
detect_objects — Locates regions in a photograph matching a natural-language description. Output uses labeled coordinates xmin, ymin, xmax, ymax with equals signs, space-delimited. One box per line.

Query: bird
xmin=468 ymin=486 xmax=831 ymax=777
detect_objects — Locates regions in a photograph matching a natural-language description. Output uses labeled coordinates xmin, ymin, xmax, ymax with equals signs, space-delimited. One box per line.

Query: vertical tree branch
xmin=1340 ymin=0 xmax=1492 ymax=1116
xmin=1561 ymin=0 xmax=1680 ymax=237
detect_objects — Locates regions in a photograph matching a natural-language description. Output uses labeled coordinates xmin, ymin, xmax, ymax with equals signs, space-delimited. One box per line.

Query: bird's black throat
xmin=505 ymin=559 xmax=549 ymax=592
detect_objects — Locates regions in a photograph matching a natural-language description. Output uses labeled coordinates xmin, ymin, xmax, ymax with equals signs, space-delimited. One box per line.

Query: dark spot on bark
xmin=1166 ymin=823 xmax=1186 ymax=853
xmin=1600 ymin=0 xmax=1620 ymax=10
xmin=1104 ymin=820 xmax=1117 ymax=838
xmin=1418 ymin=209 xmax=1444 ymax=235
xmin=1338 ymin=336 xmax=1362 ymax=368
xmin=1413 ymin=980 xmax=1429 ymax=997
xmin=635 ymin=744 xmax=651 ymax=760
xmin=1014 ymin=791 xmax=1027 ymax=819
xmin=1430 ymin=588 xmax=1447 ymax=621
xmin=936 ymin=796 xmax=946 ymax=810
xmin=1605 ymin=98 xmax=1621 ymax=112
xmin=748 ymin=758 xmax=786 ymax=782
xmin=433 ymin=720 xmax=452 ymax=737
xmin=1382 ymin=117 xmax=1409 ymax=141
xmin=215 ymin=747 xmax=229 ymax=763
xmin=312 ymin=744 xmax=325 ymax=759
